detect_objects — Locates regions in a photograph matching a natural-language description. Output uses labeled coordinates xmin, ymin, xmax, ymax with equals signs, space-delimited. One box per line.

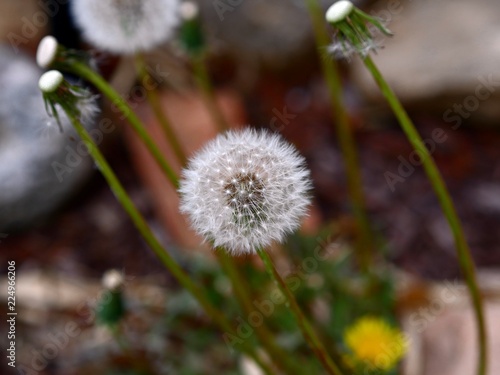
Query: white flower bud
xmin=102 ymin=270 xmax=125 ymax=291
xmin=36 ymin=35 xmax=59 ymax=69
xmin=38 ymin=70 xmax=64 ymax=93
xmin=179 ymin=1 xmax=199 ymax=21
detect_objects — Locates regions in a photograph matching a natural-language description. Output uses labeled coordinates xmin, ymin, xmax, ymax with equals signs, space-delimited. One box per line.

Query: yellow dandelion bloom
xmin=344 ymin=316 xmax=408 ymax=371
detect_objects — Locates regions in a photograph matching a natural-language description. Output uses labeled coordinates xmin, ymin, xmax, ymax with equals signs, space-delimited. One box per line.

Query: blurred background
xmin=0 ymin=0 xmax=499 ymax=374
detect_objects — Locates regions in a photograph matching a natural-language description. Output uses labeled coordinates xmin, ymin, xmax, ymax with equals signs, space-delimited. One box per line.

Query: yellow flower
xmin=343 ymin=316 xmax=408 ymax=371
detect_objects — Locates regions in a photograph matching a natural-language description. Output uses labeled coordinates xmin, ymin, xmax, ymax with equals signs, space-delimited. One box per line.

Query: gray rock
xmin=195 ymin=0 xmax=335 ymax=70
xmin=0 ymin=45 xmax=97 ymax=231
xmin=402 ymin=279 xmax=500 ymax=375
xmin=351 ymin=0 xmax=500 ymax=120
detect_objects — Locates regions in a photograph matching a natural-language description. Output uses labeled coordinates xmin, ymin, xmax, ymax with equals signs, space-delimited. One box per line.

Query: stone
xmin=0 ymin=45 xmax=97 ymax=231
xmin=194 ymin=0 xmax=334 ymax=71
xmin=402 ymin=273 xmax=500 ymax=375
xmin=351 ymin=0 xmax=500 ymax=121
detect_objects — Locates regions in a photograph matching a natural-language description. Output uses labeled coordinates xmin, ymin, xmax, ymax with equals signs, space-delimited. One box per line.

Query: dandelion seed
xmin=71 ymin=0 xmax=180 ymax=54
xmin=179 ymin=129 xmax=312 ymax=255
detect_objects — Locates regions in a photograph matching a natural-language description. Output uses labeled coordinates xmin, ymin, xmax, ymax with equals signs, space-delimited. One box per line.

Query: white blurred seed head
xmin=179 ymin=1 xmax=199 ymax=21
xmin=102 ymin=269 xmax=125 ymax=290
xmin=37 ymin=35 xmax=59 ymax=69
xmin=325 ymin=0 xmax=392 ymax=60
xmin=240 ymin=356 xmax=265 ymax=375
xmin=71 ymin=0 xmax=180 ymax=54
xmin=179 ymin=129 xmax=312 ymax=255
xmin=38 ymin=70 xmax=100 ymax=132
xmin=38 ymin=70 xmax=64 ymax=93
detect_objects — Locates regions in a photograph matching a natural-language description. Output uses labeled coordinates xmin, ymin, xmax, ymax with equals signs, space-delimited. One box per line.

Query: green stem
xmin=362 ymin=55 xmax=487 ymax=375
xmin=109 ymin=325 xmax=149 ymax=373
xmin=305 ymin=0 xmax=373 ymax=272
xmin=66 ymin=61 xmax=180 ymax=189
xmin=61 ymin=105 xmax=273 ymax=375
xmin=192 ymin=54 xmax=229 ymax=132
xmin=110 ymin=324 xmax=130 ymax=353
xmin=135 ymin=54 xmax=188 ymax=166
xmin=216 ymin=250 xmax=302 ymax=375
xmin=256 ymin=249 xmax=346 ymax=375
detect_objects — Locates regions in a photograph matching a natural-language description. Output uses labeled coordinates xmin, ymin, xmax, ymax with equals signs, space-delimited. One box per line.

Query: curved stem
xmin=135 ymin=54 xmax=188 ymax=166
xmin=362 ymin=55 xmax=487 ymax=375
xmin=66 ymin=61 xmax=180 ymax=189
xmin=256 ymin=249 xmax=346 ymax=375
xmin=305 ymin=0 xmax=373 ymax=272
xmin=192 ymin=55 xmax=229 ymax=132
xmin=216 ymin=250 xmax=303 ymax=375
xmin=61 ymin=104 xmax=273 ymax=375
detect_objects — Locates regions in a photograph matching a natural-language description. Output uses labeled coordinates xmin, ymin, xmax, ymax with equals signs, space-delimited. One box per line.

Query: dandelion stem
xmin=66 ymin=60 xmax=180 ymax=188
xmin=135 ymin=54 xmax=188 ymax=166
xmin=109 ymin=325 xmax=149 ymax=373
xmin=109 ymin=324 xmax=130 ymax=353
xmin=192 ymin=54 xmax=229 ymax=132
xmin=216 ymin=250 xmax=303 ymax=375
xmin=305 ymin=0 xmax=373 ymax=272
xmin=362 ymin=55 xmax=487 ymax=375
xmin=61 ymin=104 xmax=274 ymax=375
xmin=256 ymin=249 xmax=346 ymax=375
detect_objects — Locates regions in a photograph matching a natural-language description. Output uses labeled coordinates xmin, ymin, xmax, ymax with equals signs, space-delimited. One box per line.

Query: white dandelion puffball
xmin=71 ymin=0 xmax=180 ymax=54
xmin=179 ymin=129 xmax=312 ymax=255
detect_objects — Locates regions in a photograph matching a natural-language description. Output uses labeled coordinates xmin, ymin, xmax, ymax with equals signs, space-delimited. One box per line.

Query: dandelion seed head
xmin=179 ymin=1 xmax=199 ymax=21
xmin=102 ymin=269 xmax=125 ymax=291
xmin=38 ymin=70 xmax=100 ymax=133
xmin=179 ymin=129 xmax=312 ymax=255
xmin=325 ymin=1 xmax=392 ymax=60
xmin=71 ymin=0 xmax=180 ymax=55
